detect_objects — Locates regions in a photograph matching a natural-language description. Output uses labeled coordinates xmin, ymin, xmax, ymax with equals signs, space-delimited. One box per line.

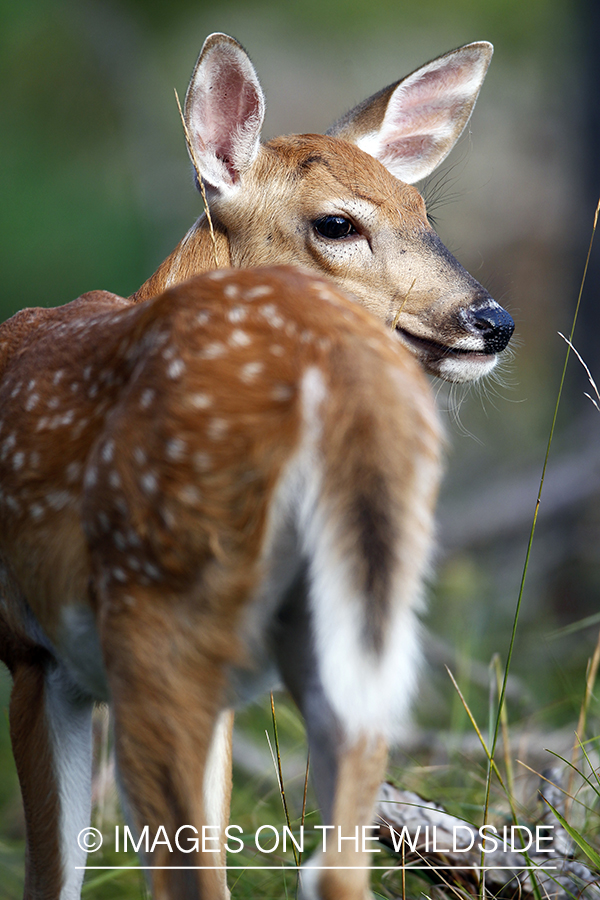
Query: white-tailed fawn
xmin=0 ymin=32 xmax=513 ymax=900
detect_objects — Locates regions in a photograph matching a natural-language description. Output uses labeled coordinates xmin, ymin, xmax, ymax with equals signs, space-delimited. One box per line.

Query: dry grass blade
xmin=557 ymin=334 xmax=600 ymax=412
xmin=391 ymin=278 xmax=417 ymax=330
xmin=567 ymin=629 xmax=600 ymax=815
xmin=268 ymin=693 xmax=299 ymax=868
xmin=445 ymin=666 xmax=505 ymax=788
xmin=493 ymin=654 xmax=514 ymax=798
xmin=174 ymin=88 xmax=220 ymax=270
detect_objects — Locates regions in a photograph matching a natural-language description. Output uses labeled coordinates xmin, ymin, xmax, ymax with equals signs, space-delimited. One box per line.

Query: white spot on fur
xmin=2 ymin=433 xmax=16 ymax=457
xmin=189 ymin=393 xmax=212 ymax=410
xmin=229 ymin=329 xmax=251 ymax=347
xmin=167 ymin=358 xmax=185 ymax=379
xmin=199 ymin=342 xmax=226 ymax=360
xmin=240 ymin=362 xmax=264 ymax=383
xmin=140 ymin=388 xmax=155 ymax=409
xmin=166 ymin=438 xmax=186 ymax=461
xmin=259 ymin=304 xmax=284 ymax=328
xmin=140 ymin=472 xmax=158 ymax=494
xmin=127 ymin=529 xmax=142 ymax=548
xmin=227 ymin=306 xmax=247 ymax=323
xmin=4 ymin=495 xmax=20 ymax=513
xmin=101 ymin=440 xmax=115 ymax=463
xmin=143 ymin=561 xmax=161 ymax=580
xmin=30 ymin=503 xmax=45 ymax=520
xmin=243 ymin=285 xmax=273 ymax=301
xmin=84 ymin=466 xmax=98 ymax=488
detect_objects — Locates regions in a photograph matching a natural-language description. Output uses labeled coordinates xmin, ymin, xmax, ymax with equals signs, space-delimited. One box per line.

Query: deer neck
xmin=131 ymin=214 xmax=231 ymax=303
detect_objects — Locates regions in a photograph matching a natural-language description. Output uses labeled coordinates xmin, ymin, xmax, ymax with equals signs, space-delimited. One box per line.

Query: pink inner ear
xmin=383 ymin=58 xmax=482 ymax=138
xmin=195 ymin=54 xmax=262 ymax=179
xmin=381 ymin=134 xmax=439 ymax=165
xmin=409 ymin=59 xmax=481 ymax=99
xmin=387 ymin=97 xmax=467 ymax=139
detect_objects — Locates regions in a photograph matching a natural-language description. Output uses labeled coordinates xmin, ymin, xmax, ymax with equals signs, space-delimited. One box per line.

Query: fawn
xmin=0 ymin=33 xmax=513 ymax=900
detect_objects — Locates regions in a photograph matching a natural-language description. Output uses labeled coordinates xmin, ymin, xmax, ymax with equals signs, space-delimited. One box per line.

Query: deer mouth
xmin=394 ymin=327 xmax=497 ymax=382
xmin=395 ymin=327 xmax=489 ymax=359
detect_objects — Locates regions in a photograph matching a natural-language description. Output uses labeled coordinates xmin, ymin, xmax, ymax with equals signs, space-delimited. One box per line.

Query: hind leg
xmin=272 ymin=575 xmax=388 ymax=900
xmin=99 ymin=583 xmax=234 ymax=900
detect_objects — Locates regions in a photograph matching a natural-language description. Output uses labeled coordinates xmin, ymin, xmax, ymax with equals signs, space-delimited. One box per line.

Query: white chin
xmin=437 ymin=353 xmax=498 ymax=383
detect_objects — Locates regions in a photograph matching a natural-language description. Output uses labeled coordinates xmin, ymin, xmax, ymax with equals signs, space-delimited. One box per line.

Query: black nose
xmin=468 ymin=304 xmax=514 ymax=354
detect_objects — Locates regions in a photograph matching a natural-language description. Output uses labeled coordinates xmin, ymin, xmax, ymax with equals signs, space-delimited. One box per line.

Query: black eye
xmin=313 ymin=215 xmax=357 ymax=239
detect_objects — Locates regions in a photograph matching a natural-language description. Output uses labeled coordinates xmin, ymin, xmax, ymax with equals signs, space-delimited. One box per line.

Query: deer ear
xmin=184 ymin=33 xmax=265 ymax=194
xmin=327 ymin=42 xmax=493 ymax=184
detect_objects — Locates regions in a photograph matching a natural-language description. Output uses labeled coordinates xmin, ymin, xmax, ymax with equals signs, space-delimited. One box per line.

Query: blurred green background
xmin=1 ymin=0 xmax=599 ymax=894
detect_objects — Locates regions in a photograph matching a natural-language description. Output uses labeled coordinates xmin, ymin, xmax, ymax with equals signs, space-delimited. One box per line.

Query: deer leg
xmin=272 ymin=573 xmax=388 ymax=900
xmin=8 ymin=651 xmax=93 ymax=900
xmin=99 ymin=586 xmax=232 ymax=900
xmin=203 ymin=708 xmax=234 ymax=898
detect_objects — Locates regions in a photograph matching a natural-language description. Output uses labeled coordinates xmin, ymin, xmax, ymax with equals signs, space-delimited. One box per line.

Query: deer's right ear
xmin=184 ymin=33 xmax=265 ymax=194
xmin=327 ymin=42 xmax=493 ymax=184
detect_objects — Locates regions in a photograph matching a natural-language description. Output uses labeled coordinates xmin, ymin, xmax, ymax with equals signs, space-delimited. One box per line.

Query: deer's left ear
xmin=327 ymin=42 xmax=493 ymax=184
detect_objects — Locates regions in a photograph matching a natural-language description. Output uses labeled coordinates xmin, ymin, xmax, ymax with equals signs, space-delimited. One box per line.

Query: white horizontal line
xmin=77 ymin=865 xmax=558 ymax=871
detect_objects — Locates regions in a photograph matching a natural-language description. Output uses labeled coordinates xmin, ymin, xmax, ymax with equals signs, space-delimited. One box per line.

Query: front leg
xmin=8 ymin=654 xmax=93 ymax=900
